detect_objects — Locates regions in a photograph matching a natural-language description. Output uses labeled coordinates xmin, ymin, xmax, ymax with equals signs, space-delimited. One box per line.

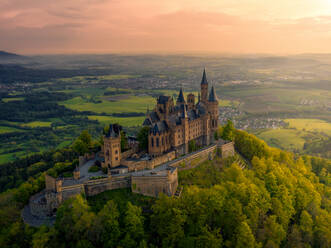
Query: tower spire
xmin=209 ymin=85 xmax=218 ymax=102
xmin=201 ymin=68 xmax=208 ymax=85
xmin=177 ymin=87 xmax=185 ymax=104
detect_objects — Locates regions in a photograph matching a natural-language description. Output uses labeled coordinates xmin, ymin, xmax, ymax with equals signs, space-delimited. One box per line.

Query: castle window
xmin=115 ymin=150 xmax=118 ymax=154
xmin=151 ymin=138 xmax=154 ymax=147
xmin=115 ymin=157 xmax=118 ymax=160
xmin=162 ymin=137 xmax=164 ymax=145
xmin=156 ymin=138 xmax=159 ymax=147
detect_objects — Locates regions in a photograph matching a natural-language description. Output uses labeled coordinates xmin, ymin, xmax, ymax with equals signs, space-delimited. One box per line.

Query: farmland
xmin=1 ymin=54 xmax=330 ymax=163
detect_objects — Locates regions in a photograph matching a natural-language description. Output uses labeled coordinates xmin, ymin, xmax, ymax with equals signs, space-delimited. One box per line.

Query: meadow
xmin=1 ymin=54 xmax=331 ymax=164
xmin=0 ymin=125 xmax=24 ymax=134
xmin=254 ymin=128 xmax=306 ymax=151
xmin=285 ymin=118 xmax=331 ymax=135
xmin=88 ymin=115 xmax=144 ymax=127
xmin=253 ymin=118 xmax=331 ymax=155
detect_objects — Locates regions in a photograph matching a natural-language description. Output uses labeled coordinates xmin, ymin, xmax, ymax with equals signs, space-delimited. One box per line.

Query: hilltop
xmin=0 ymin=125 xmax=329 ymax=247
xmin=0 ymin=50 xmax=23 ymax=59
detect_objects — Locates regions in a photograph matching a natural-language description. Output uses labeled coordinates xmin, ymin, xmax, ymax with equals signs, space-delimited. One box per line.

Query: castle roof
xmin=201 ymin=68 xmax=208 ymax=85
xmin=177 ymin=88 xmax=185 ymax=103
xmin=151 ymin=121 xmax=169 ymax=135
xmin=105 ymin=124 xmax=121 ymax=138
xmin=208 ymin=86 xmax=218 ymax=102
xmin=196 ymin=101 xmax=207 ymax=115
xmin=180 ymin=104 xmax=188 ymax=118
xmin=158 ymin=95 xmax=171 ymax=104
xmin=143 ymin=118 xmax=152 ymax=126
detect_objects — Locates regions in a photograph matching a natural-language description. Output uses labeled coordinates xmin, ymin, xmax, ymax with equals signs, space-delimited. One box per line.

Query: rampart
xmin=84 ymin=175 xmax=131 ymax=196
xmin=121 ymin=151 xmax=176 ymax=172
xmin=27 ymin=140 xmax=235 ymax=221
xmin=132 ymin=167 xmax=178 ymax=197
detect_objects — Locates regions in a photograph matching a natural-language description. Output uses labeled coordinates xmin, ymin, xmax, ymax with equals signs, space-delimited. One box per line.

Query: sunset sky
xmin=1 ymin=0 xmax=331 ymax=54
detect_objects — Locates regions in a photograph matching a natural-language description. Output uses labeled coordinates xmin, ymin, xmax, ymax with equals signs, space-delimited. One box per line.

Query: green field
xmin=0 ymin=125 xmax=24 ymax=134
xmin=21 ymin=121 xmax=52 ymax=128
xmin=61 ymin=95 xmax=155 ymax=114
xmin=58 ymin=74 xmax=141 ymax=83
xmin=88 ymin=115 xmax=144 ymax=127
xmin=285 ymin=118 xmax=331 ymax=135
xmin=2 ymin=97 xmax=24 ymax=102
xmin=254 ymin=129 xmax=306 ymax=151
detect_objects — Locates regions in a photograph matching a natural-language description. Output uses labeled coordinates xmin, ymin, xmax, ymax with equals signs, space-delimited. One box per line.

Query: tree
xmin=235 ymin=221 xmax=259 ymax=248
xmin=222 ymin=120 xmax=235 ymax=141
xmin=120 ymin=130 xmax=128 ymax=151
xmin=137 ymin=126 xmax=150 ymax=150
xmin=79 ymin=130 xmax=92 ymax=147
xmin=73 ymin=139 xmax=88 ymax=155
xmin=97 ymin=200 xmax=121 ymax=247
xmin=189 ymin=140 xmax=197 ymax=152
xmin=120 ymin=202 xmax=145 ymax=248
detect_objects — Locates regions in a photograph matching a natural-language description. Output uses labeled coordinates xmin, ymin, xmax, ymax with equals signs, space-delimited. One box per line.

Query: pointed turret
xmin=177 ymin=88 xmax=185 ymax=104
xmin=201 ymin=68 xmax=208 ymax=85
xmin=180 ymin=104 xmax=188 ymax=118
xmin=200 ymin=68 xmax=208 ymax=103
xmin=208 ymin=86 xmax=218 ymax=102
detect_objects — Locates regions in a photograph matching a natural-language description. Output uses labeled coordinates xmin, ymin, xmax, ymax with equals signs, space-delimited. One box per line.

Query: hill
xmin=0 ymin=125 xmax=330 ymax=247
xmin=0 ymin=50 xmax=23 ymax=59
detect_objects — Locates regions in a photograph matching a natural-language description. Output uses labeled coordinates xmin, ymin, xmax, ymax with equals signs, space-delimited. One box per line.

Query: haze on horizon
xmin=1 ymin=0 xmax=331 ymax=55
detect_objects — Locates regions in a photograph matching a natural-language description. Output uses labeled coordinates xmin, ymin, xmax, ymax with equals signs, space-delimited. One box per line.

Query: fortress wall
xmin=221 ymin=141 xmax=235 ymax=158
xmin=121 ymin=151 xmax=176 ymax=172
xmin=121 ymin=149 xmax=135 ymax=160
xmin=170 ymin=144 xmax=217 ymax=168
xmin=150 ymin=151 xmax=176 ymax=168
xmin=132 ymin=169 xmax=178 ymax=197
xmin=45 ymin=174 xmax=57 ymax=191
xmin=29 ymin=190 xmax=50 ymax=217
xmin=84 ymin=176 xmax=131 ymax=197
xmin=61 ymin=184 xmax=84 ymax=201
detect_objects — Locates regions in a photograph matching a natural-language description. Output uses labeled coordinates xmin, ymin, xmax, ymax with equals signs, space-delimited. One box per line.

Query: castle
xmin=104 ymin=68 xmax=219 ymax=169
xmin=23 ymin=69 xmax=235 ymax=226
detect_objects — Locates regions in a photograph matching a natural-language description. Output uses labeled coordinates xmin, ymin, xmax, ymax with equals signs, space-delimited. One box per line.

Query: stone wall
xmin=221 ymin=141 xmax=235 ymax=158
xmin=45 ymin=174 xmax=56 ymax=191
xmin=169 ymin=144 xmax=217 ymax=168
xmin=132 ymin=168 xmax=178 ymax=197
xmin=61 ymin=184 xmax=84 ymax=201
xmin=121 ymin=151 xmax=176 ymax=172
xmin=84 ymin=176 xmax=131 ymax=196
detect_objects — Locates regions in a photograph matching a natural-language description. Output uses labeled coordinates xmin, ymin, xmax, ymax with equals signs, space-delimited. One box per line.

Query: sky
xmin=1 ymin=0 xmax=331 ymax=54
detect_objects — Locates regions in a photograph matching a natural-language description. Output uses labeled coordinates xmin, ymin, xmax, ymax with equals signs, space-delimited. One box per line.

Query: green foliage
xmin=120 ymin=130 xmax=128 ymax=151
xmin=120 ymin=202 xmax=145 ymax=248
xmin=221 ymin=120 xmax=235 ymax=141
xmin=235 ymin=221 xmax=260 ymax=248
xmin=79 ymin=130 xmax=92 ymax=147
xmin=72 ymin=139 xmax=88 ymax=156
xmin=88 ymin=165 xmax=100 ymax=173
xmin=188 ymin=140 xmax=197 ymax=152
xmin=0 ymin=128 xmax=331 ymax=248
xmin=137 ymin=126 xmax=150 ymax=150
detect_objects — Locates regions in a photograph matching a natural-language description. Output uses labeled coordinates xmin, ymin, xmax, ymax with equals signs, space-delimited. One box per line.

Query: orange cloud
xmin=1 ymin=0 xmax=331 ymax=54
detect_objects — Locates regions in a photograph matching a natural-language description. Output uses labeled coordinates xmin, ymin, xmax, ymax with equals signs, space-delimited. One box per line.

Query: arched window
xmin=151 ymin=137 xmax=154 ymax=147
xmin=156 ymin=138 xmax=159 ymax=147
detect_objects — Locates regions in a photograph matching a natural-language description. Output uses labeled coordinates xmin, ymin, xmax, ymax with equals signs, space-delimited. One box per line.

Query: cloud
xmin=1 ymin=0 xmax=331 ymax=54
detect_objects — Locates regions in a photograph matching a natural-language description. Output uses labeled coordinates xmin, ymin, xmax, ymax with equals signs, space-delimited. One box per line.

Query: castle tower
xmin=180 ymin=104 xmax=189 ymax=154
xmin=201 ymin=68 xmax=208 ymax=104
xmin=208 ymin=85 xmax=219 ymax=135
xmin=176 ymin=88 xmax=185 ymax=106
xmin=103 ymin=124 xmax=121 ymax=169
xmin=187 ymin=93 xmax=195 ymax=110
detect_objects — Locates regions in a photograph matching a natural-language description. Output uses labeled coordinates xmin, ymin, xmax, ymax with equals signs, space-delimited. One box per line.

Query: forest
xmin=0 ymin=122 xmax=330 ymax=248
